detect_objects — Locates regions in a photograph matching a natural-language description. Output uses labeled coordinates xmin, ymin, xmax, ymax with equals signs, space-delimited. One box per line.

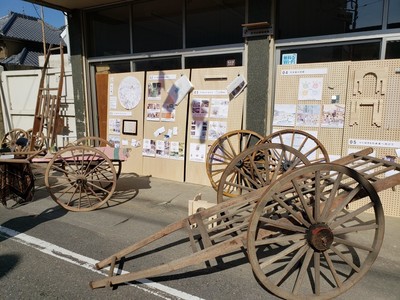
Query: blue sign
xmin=282 ymin=53 xmax=297 ymax=65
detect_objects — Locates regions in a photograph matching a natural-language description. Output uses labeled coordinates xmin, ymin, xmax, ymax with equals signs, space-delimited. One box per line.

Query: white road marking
xmin=0 ymin=225 xmax=204 ymax=300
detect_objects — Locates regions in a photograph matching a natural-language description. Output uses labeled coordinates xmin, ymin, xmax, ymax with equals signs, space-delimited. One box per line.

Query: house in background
xmin=0 ymin=11 xmax=66 ymax=70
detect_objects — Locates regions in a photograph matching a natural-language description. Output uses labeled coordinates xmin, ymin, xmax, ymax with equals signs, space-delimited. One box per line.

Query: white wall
xmin=0 ymin=54 xmax=77 ymax=146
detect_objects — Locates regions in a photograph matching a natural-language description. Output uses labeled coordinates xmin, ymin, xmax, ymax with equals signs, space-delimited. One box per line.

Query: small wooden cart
xmin=90 ymin=146 xmax=400 ymax=299
xmin=0 ymin=45 xmax=126 ymax=211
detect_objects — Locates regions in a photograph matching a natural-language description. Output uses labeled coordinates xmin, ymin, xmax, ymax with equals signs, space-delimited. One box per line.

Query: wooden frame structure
xmin=90 ymin=146 xmax=400 ymax=299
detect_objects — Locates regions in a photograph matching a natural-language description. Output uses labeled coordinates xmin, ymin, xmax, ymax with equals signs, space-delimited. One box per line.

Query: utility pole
xmin=40 ymin=6 xmax=46 ymax=56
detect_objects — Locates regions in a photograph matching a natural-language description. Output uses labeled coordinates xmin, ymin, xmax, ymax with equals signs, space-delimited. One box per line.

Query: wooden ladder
xmin=30 ymin=44 xmax=65 ymax=151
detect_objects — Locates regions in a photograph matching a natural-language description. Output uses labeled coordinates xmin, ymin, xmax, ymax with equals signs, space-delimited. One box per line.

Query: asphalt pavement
xmin=0 ymin=173 xmax=399 ymax=299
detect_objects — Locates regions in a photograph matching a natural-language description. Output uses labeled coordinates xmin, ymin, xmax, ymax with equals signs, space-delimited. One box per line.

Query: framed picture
xmin=122 ymin=119 xmax=138 ymax=135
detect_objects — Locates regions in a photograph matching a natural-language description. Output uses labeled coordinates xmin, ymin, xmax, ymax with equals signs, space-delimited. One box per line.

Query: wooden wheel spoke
xmin=259 ymin=216 xmax=307 ymax=233
xmin=333 ymin=237 xmax=375 ymax=252
xmin=320 ymin=172 xmax=344 ymax=220
xmin=314 ymin=252 xmax=321 ymax=295
xmin=329 ymin=244 xmax=361 ymax=273
xmin=86 ymin=179 xmax=113 ymax=194
xmin=272 ymin=194 xmax=311 ymax=228
xmin=259 ymin=240 xmax=308 ymax=269
xmin=255 ymin=233 xmax=305 ymax=247
xmin=333 ymin=221 xmax=378 ymax=235
xmin=293 ymin=247 xmax=314 ymax=294
xmin=327 ymin=184 xmax=362 ymax=223
xmin=272 ymin=243 xmax=309 ymax=286
xmin=323 ymin=251 xmax=343 ymax=288
xmin=302 ymin=144 xmax=319 ymax=159
xmin=292 ymin=179 xmax=315 ymax=224
xmin=294 ymin=134 xmax=307 ymax=152
xmin=330 ymin=202 xmax=374 ymax=229
xmin=314 ymin=170 xmax=321 ymax=222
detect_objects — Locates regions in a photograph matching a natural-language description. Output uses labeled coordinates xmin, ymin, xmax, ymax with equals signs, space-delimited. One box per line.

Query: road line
xmin=0 ymin=225 xmax=204 ymax=300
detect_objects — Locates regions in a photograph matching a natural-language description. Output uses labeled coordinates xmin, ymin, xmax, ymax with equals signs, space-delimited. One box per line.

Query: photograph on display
xmin=208 ymin=121 xmax=227 ymax=140
xmin=192 ymin=98 xmax=209 ymax=118
xmin=108 ymin=118 xmax=121 ymax=134
xmin=161 ymin=103 xmax=176 ymax=122
xmin=298 ymin=77 xmax=323 ymax=100
xmin=169 ymin=141 xmax=185 ymax=160
xmin=190 ymin=143 xmax=206 ymax=162
xmin=146 ymin=103 xmax=161 ymax=121
xmin=227 ymin=74 xmax=247 ymax=100
xmin=118 ymin=76 xmax=142 ymax=110
xmin=147 ymin=82 xmax=162 ymax=100
xmin=296 ymin=104 xmax=321 ymax=127
xmin=190 ymin=120 xmax=208 ymax=140
xmin=168 ymin=75 xmax=194 ymax=105
xmin=142 ymin=138 xmax=156 ymax=157
xmin=273 ymin=104 xmax=296 ymax=127
xmin=122 ymin=119 xmax=138 ymax=135
xmin=210 ymin=98 xmax=229 ymax=118
xmin=156 ymin=140 xmax=170 ymax=158
xmin=321 ymin=104 xmax=345 ymax=128
xmin=108 ymin=135 xmax=121 ymax=148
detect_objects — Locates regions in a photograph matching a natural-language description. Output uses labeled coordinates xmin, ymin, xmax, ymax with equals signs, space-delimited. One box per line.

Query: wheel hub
xmin=282 ymin=160 xmax=292 ymax=171
xmin=307 ymin=223 xmax=334 ymax=252
xmin=75 ymin=175 xmax=87 ymax=187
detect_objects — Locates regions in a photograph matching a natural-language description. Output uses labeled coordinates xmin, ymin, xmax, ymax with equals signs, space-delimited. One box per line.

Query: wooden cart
xmin=0 ymin=45 xmax=126 ymax=211
xmin=90 ymin=147 xmax=400 ymax=299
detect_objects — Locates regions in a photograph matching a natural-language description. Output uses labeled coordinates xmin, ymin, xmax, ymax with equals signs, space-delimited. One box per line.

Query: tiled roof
xmin=0 ymin=48 xmax=41 ymax=67
xmin=0 ymin=11 xmax=64 ymax=45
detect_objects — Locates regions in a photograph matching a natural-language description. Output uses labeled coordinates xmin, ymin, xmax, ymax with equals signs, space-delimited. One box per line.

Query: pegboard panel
xmin=343 ymin=59 xmax=400 ymax=217
xmin=107 ymin=71 xmax=145 ymax=175
xmin=274 ymin=62 xmax=349 ymax=160
xmin=141 ymin=69 xmax=191 ymax=182
xmin=185 ymin=66 xmax=245 ymax=186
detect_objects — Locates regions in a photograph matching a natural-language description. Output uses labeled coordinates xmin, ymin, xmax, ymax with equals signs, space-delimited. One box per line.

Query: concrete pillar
xmin=66 ymin=11 xmax=87 ymax=138
xmin=245 ymin=1 xmax=273 ymax=136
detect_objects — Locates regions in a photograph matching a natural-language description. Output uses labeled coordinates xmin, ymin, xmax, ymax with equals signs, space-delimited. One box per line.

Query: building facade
xmin=27 ymin=0 xmax=399 ymax=138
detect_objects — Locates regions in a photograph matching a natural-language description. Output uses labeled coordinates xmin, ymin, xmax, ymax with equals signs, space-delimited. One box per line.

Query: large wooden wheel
xmin=261 ymin=129 xmax=330 ymax=164
xmin=206 ymin=130 xmax=264 ymax=191
xmin=217 ymin=143 xmax=310 ymax=203
xmin=44 ymin=146 xmax=117 ymax=212
xmin=1 ymin=128 xmax=29 ymax=151
xmin=247 ymin=163 xmax=384 ymax=300
xmin=69 ymin=136 xmax=121 ymax=179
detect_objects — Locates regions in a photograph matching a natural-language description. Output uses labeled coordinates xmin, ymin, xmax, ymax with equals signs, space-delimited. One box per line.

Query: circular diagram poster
xmin=118 ymin=76 xmax=141 ymax=110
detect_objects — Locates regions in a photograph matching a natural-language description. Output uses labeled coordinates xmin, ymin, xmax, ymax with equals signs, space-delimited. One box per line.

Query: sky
xmin=0 ymin=0 xmax=66 ymax=28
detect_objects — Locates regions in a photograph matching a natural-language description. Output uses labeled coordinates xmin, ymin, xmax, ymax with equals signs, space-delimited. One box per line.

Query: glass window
xmin=276 ymin=0 xmax=383 ymax=39
xmin=87 ymin=6 xmax=130 ymax=57
xmin=280 ymin=42 xmax=380 ymax=64
xmin=133 ymin=57 xmax=182 ymax=72
xmin=185 ymin=53 xmax=242 ymax=69
xmin=186 ymin=0 xmax=245 ymax=48
xmin=95 ymin=62 xmax=131 ymax=74
xmin=132 ymin=0 xmax=183 ymax=53
xmin=385 ymin=40 xmax=400 ymax=59
xmin=388 ymin=0 xmax=400 ymax=28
